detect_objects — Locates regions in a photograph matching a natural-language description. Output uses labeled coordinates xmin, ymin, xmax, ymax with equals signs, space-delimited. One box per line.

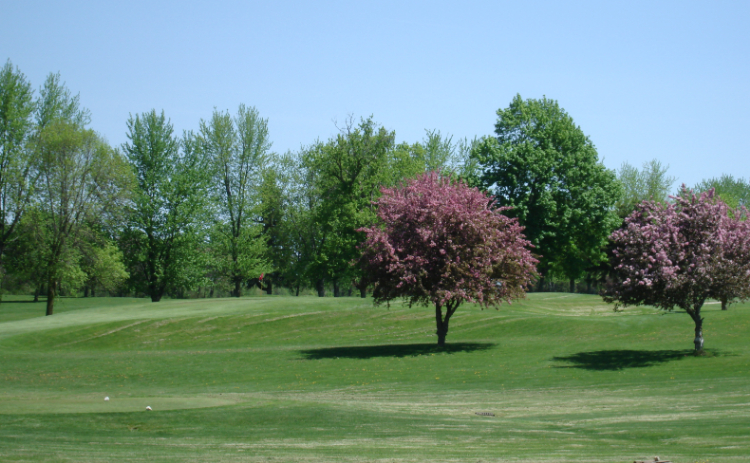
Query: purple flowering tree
xmin=358 ymin=172 xmax=538 ymax=346
xmin=604 ymin=187 xmax=750 ymax=351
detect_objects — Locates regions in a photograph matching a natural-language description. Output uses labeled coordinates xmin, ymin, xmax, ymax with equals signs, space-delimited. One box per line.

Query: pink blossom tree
xmin=604 ymin=187 xmax=750 ymax=351
xmin=358 ymin=171 xmax=538 ymax=346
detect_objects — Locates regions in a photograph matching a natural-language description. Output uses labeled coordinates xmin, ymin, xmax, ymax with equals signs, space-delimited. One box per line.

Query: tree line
xmin=2 ymin=61 xmax=749 ymax=315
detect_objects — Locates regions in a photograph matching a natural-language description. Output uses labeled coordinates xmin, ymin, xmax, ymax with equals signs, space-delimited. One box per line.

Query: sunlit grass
xmin=1 ymin=293 xmax=748 ymax=462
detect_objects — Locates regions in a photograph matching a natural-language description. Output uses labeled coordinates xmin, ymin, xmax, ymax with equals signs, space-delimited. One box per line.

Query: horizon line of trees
xmin=2 ymin=60 xmax=749 ymax=314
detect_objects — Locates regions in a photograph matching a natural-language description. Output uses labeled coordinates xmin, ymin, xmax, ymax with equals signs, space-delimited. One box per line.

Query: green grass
xmin=1 ymin=293 xmax=749 ymax=462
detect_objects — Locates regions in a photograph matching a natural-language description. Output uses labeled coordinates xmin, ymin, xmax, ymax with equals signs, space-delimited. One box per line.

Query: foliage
xmin=200 ymin=105 xmax=271 ymax=296
xmin=123 ymin=110 xmax=212 ymax=301
xmin=604 ymin=187 xmax=750 ymax=350
xmin=302 ymin=117 xmax=396 ymax=296
xmin=616 ymin=159 xmax=676 ymax=218
xmin=695 ymin=174 xmax=750 ymax=211
xmin=358 ymin=171 xmax=537 ymax=345
xmin=0 ymin=60 xmax=36 ymax=275
xmin=34 ymin=120 xmax=128 ymax=314
xmin=470 ymin=95 xmax=620 ymax=290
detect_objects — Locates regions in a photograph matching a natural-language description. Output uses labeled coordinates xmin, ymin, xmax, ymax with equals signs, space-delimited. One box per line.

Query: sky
xmin=2 ymin=0 xmax=748 ymax=188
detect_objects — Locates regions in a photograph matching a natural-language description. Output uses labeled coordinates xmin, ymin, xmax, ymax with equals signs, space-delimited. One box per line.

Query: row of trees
xmin=2 ymin=60 xmax=748 ymax=318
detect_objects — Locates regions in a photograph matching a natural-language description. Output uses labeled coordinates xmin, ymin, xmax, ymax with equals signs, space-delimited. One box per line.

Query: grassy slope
xmin=0 ymin=294 xmax=749 ymax=463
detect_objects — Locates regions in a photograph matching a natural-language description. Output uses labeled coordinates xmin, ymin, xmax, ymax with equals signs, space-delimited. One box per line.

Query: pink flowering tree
xmin=604 ymin=187 xmax=750 ymax=351
xmin=358 ymin=171 xmax=538 ymax=346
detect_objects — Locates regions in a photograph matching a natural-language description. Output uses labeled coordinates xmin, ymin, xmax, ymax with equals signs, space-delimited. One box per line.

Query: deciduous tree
xmin=604 ymin=187 xmax=750 ymax=351
xmin=123 ymin=110 xmax=211 ymax=302
xmin=200 ymin=105 xmax=270 ymax=297
xmin=0 ymin=60 xmax=36 ymax=279
xmin=358 ymin=172 xmax=537 ymax=346
xmin=470 ymin=95 xmax=620 ymax=292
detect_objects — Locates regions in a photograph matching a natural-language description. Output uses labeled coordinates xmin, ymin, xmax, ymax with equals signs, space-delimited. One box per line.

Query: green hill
xmin=1 ymin=293 xmax=748 ymax=462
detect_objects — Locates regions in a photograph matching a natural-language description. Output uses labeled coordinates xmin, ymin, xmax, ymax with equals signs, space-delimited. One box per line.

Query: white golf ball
xmin=104 ymin=396 xmax=109 ymax=401
xmin=146 ymin=406 xmax=152 ymax=411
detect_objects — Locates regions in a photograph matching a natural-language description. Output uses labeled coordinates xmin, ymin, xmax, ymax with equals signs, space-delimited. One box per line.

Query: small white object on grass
xmin=104 ymin=396 xmax=109 ymax=401
xmin=146 ymin=406 xmax=152 ymax=411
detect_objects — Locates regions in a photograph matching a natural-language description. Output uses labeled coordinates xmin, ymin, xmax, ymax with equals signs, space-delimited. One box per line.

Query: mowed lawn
xmin=1 ymin=293 xmax=749 ymax=462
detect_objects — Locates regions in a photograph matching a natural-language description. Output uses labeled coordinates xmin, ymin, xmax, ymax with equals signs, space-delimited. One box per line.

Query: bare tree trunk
xmin=84 ymin=286 xmax=89 ymax=298
xmin=687 ymin=302 xmax=705 ymax=352
xmin=265 ymin=280 xmax=273 ymax=295
xmin=295 ymin=282 xmax=300 ymax=297
xmin=333 ymin=280 xmax=341 ymax=297
xmin=360 ymin=286 xmax=367 ymax=298
xmin=33 ymin=285 xmax=40 ymax=303
xmin=435 ymin=301 xmax=460 ymax=346
xmin=46 ymin=280 xmax=56 ymax=316
xmin=316 ymin=279 xmax=325 ymax=297
xmin=721 ymin=296 xmax=729 ymax=310
xmin=233 ymin=280 xmax=241 ymax=298
xmin=569 ymin=278 xmax=576 ymax=293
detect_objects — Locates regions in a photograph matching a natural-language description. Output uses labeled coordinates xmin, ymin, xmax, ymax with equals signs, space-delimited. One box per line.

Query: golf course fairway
xmin=1 ymin=293 xmax=749 ymax=462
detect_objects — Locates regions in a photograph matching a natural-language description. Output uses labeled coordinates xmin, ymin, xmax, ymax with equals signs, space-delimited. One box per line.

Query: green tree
xmin=616 ymin=159 xmax=675 ymax=218
xmin=303 ymin=117 xmax=395 ymax=296
xmin=470 ymin=95 xmax=621 ymax=292
xmin=200 ymin=105 xmax=270 ymax=297
xmin=123 ymin=110 xmax=211 ymax=302
xmin=695 ymin=174 xmax=750 ymax=211
xmin=0 ymin=60 xmax=36 ymax=280
xmin=35 ymin=121 xmax=127 ymax=314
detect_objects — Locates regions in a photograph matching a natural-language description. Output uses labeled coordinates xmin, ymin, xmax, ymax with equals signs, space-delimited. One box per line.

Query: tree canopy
xmin=358 ymin=171 xmax=537 ymax=346
xmin=470 ymin=95 xmax=620 ymax=292
xmin=604 ymin=187 xmax=750 ymax=351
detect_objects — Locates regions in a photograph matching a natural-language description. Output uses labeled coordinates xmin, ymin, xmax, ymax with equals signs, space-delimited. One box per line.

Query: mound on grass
xmin=1 ymin=293 xmax=749 ymax=462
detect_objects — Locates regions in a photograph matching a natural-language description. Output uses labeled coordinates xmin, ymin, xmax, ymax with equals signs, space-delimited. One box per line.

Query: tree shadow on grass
xmin=299 ymin=342 xmax=495 ymax=360
xmin=553 ymin=349 xmax=698 ymax=371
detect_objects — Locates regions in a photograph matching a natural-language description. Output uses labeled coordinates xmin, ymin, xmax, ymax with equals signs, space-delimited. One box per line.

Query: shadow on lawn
xmin=553 ymin=349 xmax=698 ymax=370
xmin=299 ymin=342 xmax=495 ymax=360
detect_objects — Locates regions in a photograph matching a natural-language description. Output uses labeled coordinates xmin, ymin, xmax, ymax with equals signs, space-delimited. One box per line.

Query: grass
xmin=0 ymin=293 xmax=749 ymax=462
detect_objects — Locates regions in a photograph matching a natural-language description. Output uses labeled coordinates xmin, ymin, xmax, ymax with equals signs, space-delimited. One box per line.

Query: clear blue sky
xmin=3 ymin=0 xmax=748 ymax=188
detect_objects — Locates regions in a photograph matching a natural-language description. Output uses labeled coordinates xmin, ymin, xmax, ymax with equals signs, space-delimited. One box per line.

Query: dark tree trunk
xmin=209 ymin=287 xmax=214 ymax=298
xmin=721 ymin=296 xmax=728 ymax=310
xmin=233 ymin=280 xmax=241 ymax=298
xmin=316 ymin=279 xmax=325 ymax=297
xmin=84 ymin=286 xmax=89 ymax=298
xmin=569 ymin=278 xmax=576 ymax=293
xmin=265 ymin=280 xmax=273 ymax=295
xmin=33 ymin=285 xmax=40 ymax=303
xmin=295 ymin=282 xmax=300 ymax=297
xmin=333 ymin=280 xmax=341 ymax=297
xmin=435 ymin=301 xmax=460 ymax=347
xmin=687 ymin=302 xmax=705 ymax=352
xmin=46 ymin=280 xmax=56 ymax=316
xmin=91 ymin=286 xmax=95 ymax=297
xmin=360 ymin=286 xmax=367 ymax=298
xmin=151 ymin=287 xmax=164 ymax=302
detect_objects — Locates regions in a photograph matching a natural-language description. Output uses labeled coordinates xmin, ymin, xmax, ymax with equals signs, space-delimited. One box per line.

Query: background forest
xmin=2 ymin=61 xmax=749 ymax=314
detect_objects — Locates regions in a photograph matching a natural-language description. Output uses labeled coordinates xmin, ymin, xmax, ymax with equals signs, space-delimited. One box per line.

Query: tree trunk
xmin=33 ymin=285 xmax=40 ymax=303
xmin=536 ymin=276 xmax=546 ymax=292
xmin=360 ymin=286 xmax=367 ymax=298
xmin=91 ymin=286 xmax=95 ymax=297
xmin=233 ymin=280 xmax=241 ymax=298
xmin=265 ymin=280 xmax=273 ymax=295
xmin=316 ymin=279 xmax=325 ymax=297
xmin=333 ymin=280 xmax=340 ymax=297
xmin=295 ymin=282 xmax=300 ymax=297
xmin=151 ymin=287 xmax=164 ymax=302
xmin=569 ymin=278 xmax=576 ymax=293
xmin=435 ymin=301 xmax=460 ymax=347
xmin=687 ymin=303 xmax=705 ymax=352
xmin=721 ymin=296 xmax=728 ymax=310
xmin=84 ymin=286 xmax=89 ymax=298
xmin=46 ymin=281 xmax=56 ymax=316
